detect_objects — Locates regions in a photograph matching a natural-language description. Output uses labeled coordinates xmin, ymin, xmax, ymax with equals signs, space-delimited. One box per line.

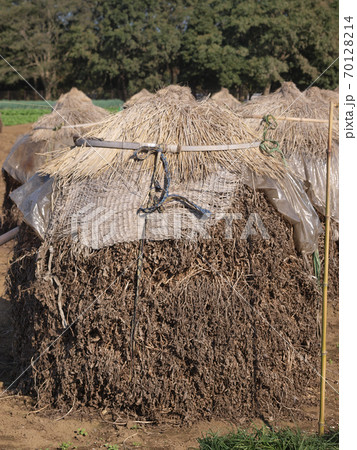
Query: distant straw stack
xmin=238 ymin=81 xmax=339 ymax=220
xmin=238 ymin=81 xmax=338 ymax=158
xmin=123 ymin=88 xmax=154 ymax=108
xmin=1 ymin=88 xmax=110 ymax=231
xmin=304 ymin=86 xmax=327 ymax=103
xmin=30 ymin=87 xmax=110 ymax=141
xmin=211 ymin=87 xmax=240 ymax=110
xmin=305 ymin=86 xmax=339 ymax=105
xmin=3 ymin=87 xmax=110 ymax=184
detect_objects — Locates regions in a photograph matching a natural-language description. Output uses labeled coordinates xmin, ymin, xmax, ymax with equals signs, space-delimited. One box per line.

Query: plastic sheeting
xmin=243 ymin=171 xmax=322 ymax=254
xmin=2 ymin=133 xmax=73 ymax=185
xmin=3 ymin=134 xmax=34 ymax=184
xmin=288 ymin=148 xmax=339 ymax=222
xmin=10 ymin=174 xmax=53 ymax=239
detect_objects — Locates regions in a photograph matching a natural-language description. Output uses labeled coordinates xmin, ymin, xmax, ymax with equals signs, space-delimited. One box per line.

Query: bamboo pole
xmin=0 ymin=226 xmax=19 ymax=246
xmin=318 ymin=101 xmax=334 ymax=436
xmin=244 ymin=114 xmax=338 ymax=124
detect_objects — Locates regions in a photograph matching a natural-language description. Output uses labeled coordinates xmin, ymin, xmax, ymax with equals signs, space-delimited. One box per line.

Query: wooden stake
xmin=318 ymin=101 xmax=334 ymax=436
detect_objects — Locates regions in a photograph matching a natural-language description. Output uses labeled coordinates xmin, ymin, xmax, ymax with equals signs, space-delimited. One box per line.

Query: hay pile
xmin=1 ymin=88 xmax=110 ymax=231
xmin=123 ymin=88 xmax=154 ymax=108
xmin=211 ymin=88 xmax=240 ymax=110
xmin=320 ymin=87 xmax=339 ymax=103
xmin=305 ymin=86 xmax=339 ymax=104
xmin=9 ymin=85 xmax=324 ymax=424
xmin=238 ymin=82 xmax=339 ymax=220
xmin=3 ymin=87 xmax=110 ymax=183
xmin=238 ymin=82 xmax=338 ymax=158
xmin=10 ymin=191 xmax=322 ymax=424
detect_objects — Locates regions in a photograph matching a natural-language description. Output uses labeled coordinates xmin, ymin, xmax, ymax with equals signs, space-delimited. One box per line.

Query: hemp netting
xmin=46 ymin=166 xmax=240 ymax=247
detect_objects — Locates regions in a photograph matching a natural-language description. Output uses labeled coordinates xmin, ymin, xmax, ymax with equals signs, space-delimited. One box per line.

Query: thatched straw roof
xmin=320 ymin=87 xmax=339 ymax=104
xmin=42 ymin=85 xmax=287 ymax=183
xmin=304 ymin=86 xmax=325 ymax=102
xmin=305 ymin=86 xmax=339 ymax=104
xmin=123 ymin=88 xmax=154 ymax=108
xmin=238 ymin=82 xmax=338 ymax=159
xmin=211 ymin=88 xmax=240 ymax=110
xmin=3 ymin=88 xmax=110 ymax=184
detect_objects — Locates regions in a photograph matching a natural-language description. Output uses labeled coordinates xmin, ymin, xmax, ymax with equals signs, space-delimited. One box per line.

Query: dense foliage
xmin=0 ymin=0 xmax=338 ymax=99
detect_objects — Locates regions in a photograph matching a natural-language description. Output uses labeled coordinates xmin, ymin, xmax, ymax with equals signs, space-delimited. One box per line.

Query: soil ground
xmin=0 ymin=124 xmax=339 ymax=449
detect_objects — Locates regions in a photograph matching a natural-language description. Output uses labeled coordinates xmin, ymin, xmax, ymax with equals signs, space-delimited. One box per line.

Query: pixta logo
xmin=71 ymin=203 xmax=270 ymax=247
xmin=71 ymin=203 xmax=118 ymax=248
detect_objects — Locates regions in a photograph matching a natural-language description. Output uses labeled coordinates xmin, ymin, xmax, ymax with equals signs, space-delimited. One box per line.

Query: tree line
xmin=0 ymin=0 xmax=338 ymax=100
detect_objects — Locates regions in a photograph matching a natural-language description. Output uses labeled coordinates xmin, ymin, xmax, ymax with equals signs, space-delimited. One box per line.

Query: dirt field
xmin=0 ymin=124 xmax=339 ymax=449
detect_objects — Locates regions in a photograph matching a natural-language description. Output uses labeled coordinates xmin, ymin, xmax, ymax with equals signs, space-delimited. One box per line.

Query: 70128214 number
xmin=344 ymin=17 xmax=354 ymax=78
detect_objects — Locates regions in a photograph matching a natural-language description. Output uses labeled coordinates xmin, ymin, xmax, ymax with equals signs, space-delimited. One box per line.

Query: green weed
xmin=58 ymin=442 xmax=74 ymax=450
xmin=198 ymin=426 xmax=339 ymax=449
xmin=76 ymin=428 xmax=88 ymax=436
xmin=104 ymin=444 xmax=119 ymax=450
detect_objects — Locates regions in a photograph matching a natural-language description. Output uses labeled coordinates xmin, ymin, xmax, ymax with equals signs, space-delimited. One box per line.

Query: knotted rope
xmin=132 ymin=147 xmax=212 ymax=218
xmin=259 ymin=114 xmax=286 ymax=164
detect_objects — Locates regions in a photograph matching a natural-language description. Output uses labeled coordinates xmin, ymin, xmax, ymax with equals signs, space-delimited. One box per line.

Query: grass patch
xmin=0 ymin=99 xmax=123 ymax=125
xmin=0 ymin=100 xmax=55 ymax=109
xmin=0 ymin=99 xmax=123 ymax=110
xmin=198 ymin=427 xmax=339 ymax=449
xmin=0 ymin=108 xmax=49 ymax=125
xmin=104 ymin=106 xmax=121 ymax=113
xmin=92 ymin=99 xmax=124 ymax=110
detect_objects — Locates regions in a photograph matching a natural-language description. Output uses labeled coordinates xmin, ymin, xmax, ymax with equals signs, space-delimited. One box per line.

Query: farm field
xmin=0 ymin=99 xmax=123 ymax=126
xmin=0 ymin=124 xmax=339 ymax=449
